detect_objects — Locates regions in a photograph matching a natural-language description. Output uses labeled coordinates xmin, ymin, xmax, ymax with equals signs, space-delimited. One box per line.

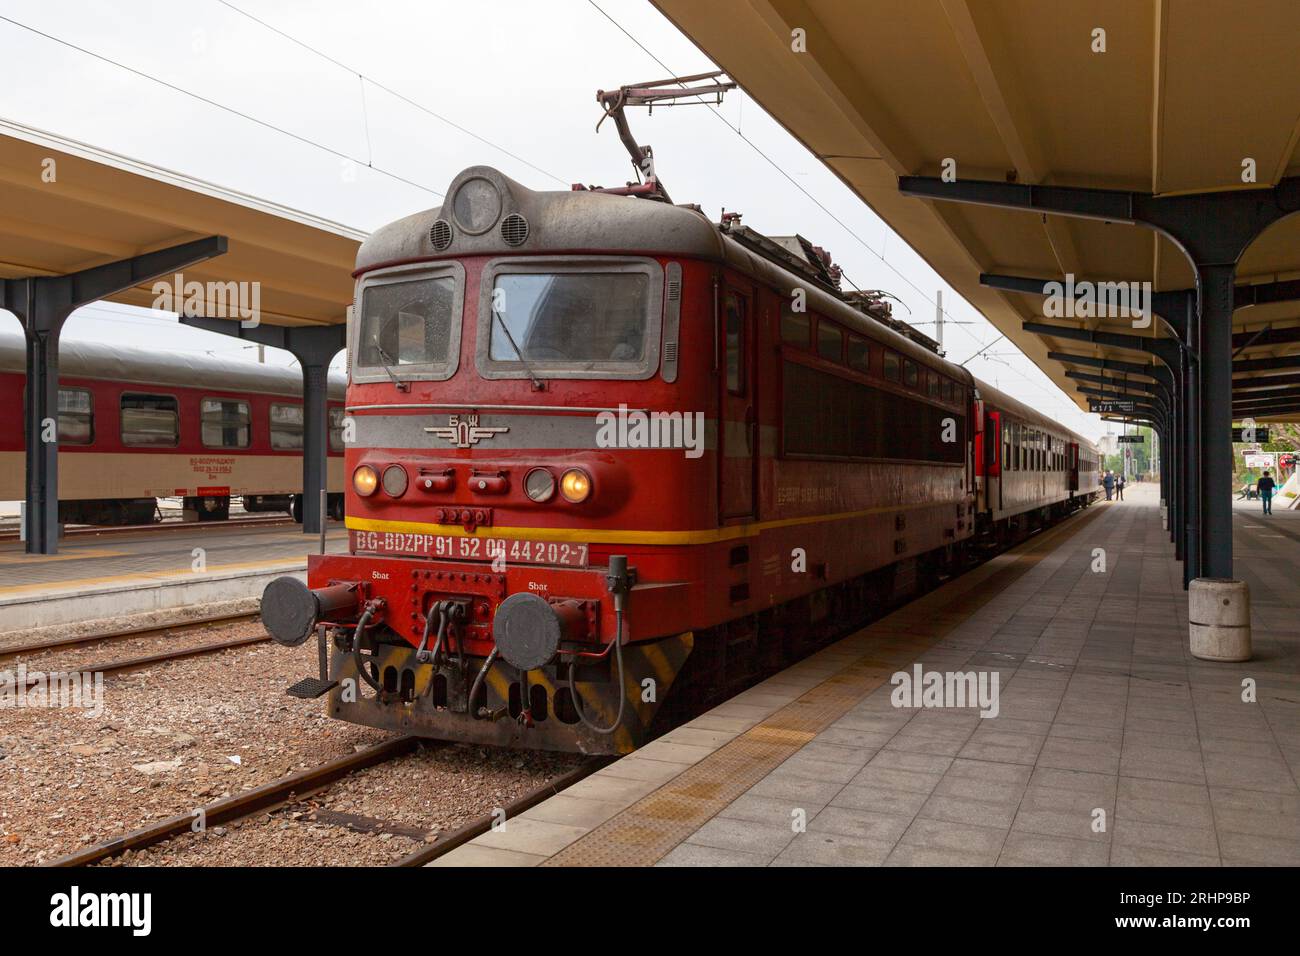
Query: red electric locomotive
xmin=261 ymin=159 xmax=1099 ymax=754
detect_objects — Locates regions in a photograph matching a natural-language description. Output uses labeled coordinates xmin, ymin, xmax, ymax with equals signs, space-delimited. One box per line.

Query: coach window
xmin=58 ymin=388 xmax=94 ymax=445
xmin=903 ymin=360 xmax=919 ymax=388
xmin=270 ymin=403 xmax=304 ymax=450
xmin=201 ymin=398 xmax=251 ymax=449
xmin=780 ymin=303 xmax=811 ymax=348
xmin=883 ymin=351 xmax=900 ymax=382
xmin=1003 ymin=420 xmax=1013 ymax=471
xmin=121 ymin=393 xmax=179 ymax=447
xmin=328 ymin=407 xmax=345 ymax=452
xmin=846 ymin=335 xmax=870 ymax=374
xmin=817 ymin=320 xmax=844 ymax=362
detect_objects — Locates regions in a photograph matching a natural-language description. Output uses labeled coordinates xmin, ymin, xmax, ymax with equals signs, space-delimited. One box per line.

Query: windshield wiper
xmin=369 ymin=335 xmax=410 ymax=393
xmin=491 ymin=307 xmax=544 ymax=391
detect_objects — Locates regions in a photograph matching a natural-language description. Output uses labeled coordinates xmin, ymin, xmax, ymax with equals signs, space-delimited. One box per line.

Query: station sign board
xmin=1117 ymin=435 xmax=1145 ymax=443
xmin=1090 ymin=400 xmax=1136 ymax=414
xmin=1231 ymin=427 xmax=1271 ymax=442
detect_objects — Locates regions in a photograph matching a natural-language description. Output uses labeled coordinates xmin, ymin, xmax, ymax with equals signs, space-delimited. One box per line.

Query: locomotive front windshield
xmin=488 ymin=272 xmax=649 ymax=368
xmin=356 ymin=275 xmax=457 ymax=373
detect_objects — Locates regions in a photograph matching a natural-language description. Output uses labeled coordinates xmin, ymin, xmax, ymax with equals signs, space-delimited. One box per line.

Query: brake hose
xmin=568 ymin=606 xmax=626 ymax=734
xmin=350 ymin=605 xmax=383 ymax=692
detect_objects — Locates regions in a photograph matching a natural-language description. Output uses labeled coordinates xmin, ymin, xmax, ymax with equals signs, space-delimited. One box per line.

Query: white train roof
xmin=0 ymin=325 xmax=345 ymax=399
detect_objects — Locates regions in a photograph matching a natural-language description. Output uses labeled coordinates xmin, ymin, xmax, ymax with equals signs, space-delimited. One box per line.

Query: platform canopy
xmin=0 ymin=118 xmax=365 ymax=552
xmin=652 ymin=0 xmax=1300 ymax=422
xmin=0 ymin=118 xmax=362 ymax=327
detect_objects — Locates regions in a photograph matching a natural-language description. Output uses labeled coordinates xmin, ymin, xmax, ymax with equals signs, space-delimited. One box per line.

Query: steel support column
xmin=180 ymin=318 xmax=346 ymax=534
xmin=0 ymin=236 xmax=228 ymax=554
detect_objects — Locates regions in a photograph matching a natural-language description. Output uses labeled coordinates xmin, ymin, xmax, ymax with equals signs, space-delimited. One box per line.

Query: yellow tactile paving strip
xmin=540 ymin=505 xmax=1108 ymax=867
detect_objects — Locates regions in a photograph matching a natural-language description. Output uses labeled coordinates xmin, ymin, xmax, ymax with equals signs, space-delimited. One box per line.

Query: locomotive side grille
xmin=661 ymin=261 xmax=683 ymax=384
xmin=429 ymin=219 xmax=453 ymax=251
xmin=500 ymin=213 xmax=529 ymax=246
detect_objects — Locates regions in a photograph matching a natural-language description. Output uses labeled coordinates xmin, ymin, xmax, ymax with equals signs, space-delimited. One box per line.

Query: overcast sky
xmin=0 ymin=0 xmax=1110 ymax=438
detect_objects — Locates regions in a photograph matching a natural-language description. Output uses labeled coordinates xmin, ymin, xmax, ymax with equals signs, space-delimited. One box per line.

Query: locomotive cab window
xmin=903 ymin=360 xmax=919 ymax=388
xmin=780 ymin=303 xmax=811 ymax=348
xmin=270 ymin=403 xmax=304 ymax=450
xmin=478 ymin=257 xmax=663 ymax=380
xmin=58 ymin=388 xmax=94 ymax=445
xmin=121 ymin=393 xmax=179 ymax=447
xmin=201 ymin=398 xmax=251 ymax=449
xmin=352 ymin=262 xmax=465 ymax=384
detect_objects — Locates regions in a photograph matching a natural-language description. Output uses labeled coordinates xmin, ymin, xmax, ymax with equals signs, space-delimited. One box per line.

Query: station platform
xmin=434 ymin=483 xmax=1300 ymax=867
xmin=0 ymin=522 xmax=346 ymax=632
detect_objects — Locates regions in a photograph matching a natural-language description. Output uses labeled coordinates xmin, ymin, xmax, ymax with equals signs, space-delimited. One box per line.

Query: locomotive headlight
xmin=353 ymin=465 xmax=379 ymax=497
xmin=559 ymin=468 xmax=591 ymax=503
xmin=524 ymin=468 xmax=556 ymax=502
xmin=382 ymin=464 xmax=409 ymax=497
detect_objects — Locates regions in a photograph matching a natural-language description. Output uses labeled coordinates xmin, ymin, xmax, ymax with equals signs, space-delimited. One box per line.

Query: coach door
xmin=719 ymin=286 xmax=755 ymax=520
xmin=1067 ymin=442 xmax=1080 ymax=492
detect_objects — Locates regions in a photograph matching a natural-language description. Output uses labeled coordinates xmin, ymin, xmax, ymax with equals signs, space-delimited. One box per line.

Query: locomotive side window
xmin=883 ymin=351 xmax=900 ymax=382
xmin=58 ymin=388 xmax=94 ymax=445
xmin=816 ymin=320 xmax=843 ymax=361
xmin=926 ymin=371 xmax=939 ymax=399
xmin=478 ymin=259 xmax=663 ymax=380
xmin=782 ymin=360 xmax=963 ymax=464
xmin=846 ymin=335 xmax=870 ymax=373
xmin=725 ymin=292 xmax=745 ymax=394
xmin=269 ymin=403 xmax=304 ymax=450
xmin=903 ymin=359 xmax=919 ymax=388
xmin=780 ymin=304 xmax=811 ymax=348
xmin=201 ymin=398 xmax=251 ymax=449
xmin=121 ymin=393 xmax=179 ymax=447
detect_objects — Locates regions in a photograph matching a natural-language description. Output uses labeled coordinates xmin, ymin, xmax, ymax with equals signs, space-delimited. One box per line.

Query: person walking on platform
xmin=1103 ymin=470 xmax=1115 ymax=501
xmin=1258 ymin=470 xmax=1276 ymax=515
xmin=1116 ymin=474 xmax=1126 ymax=501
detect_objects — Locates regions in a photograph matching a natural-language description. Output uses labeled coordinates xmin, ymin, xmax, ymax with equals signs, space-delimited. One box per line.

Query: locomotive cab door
xmin=719 ymin=286 xmax=755 ymax=520
xmin=1067 ymin=442 xmax=1080 ymax=492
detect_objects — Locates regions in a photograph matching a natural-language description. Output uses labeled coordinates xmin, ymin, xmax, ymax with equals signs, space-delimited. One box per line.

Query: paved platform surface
xmin=0 ymin=521 xmax=346 ymax=596
xmin=434 ymin=484 xmax=1300 ymax=867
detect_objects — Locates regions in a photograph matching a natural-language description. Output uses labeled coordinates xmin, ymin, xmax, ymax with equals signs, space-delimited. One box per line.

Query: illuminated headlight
xmin=353 ymin=465 xmax=378 ymax=497
xmin=524 ymin=468 xmax=555 ymax=502
xmin=382 ymin=464 xmax=409 ymax=497
xmin=559 ymin=469 xmax=591 ymax=504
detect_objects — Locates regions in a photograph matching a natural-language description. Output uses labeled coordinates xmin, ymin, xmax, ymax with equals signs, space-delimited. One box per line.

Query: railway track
xmin=0 ymin=610 xmax=262 ymax=664
xmin=47 ymin=737 xmax=606 ymax=868
xmin=0 ymin=514 xmax=301 ymax=542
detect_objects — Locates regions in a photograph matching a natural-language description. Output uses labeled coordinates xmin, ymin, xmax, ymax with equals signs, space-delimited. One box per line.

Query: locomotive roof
xmin=0 ymin=326 xmax=345 ymax=399
xmin=356 ymin=166 xmax=968 ymax=378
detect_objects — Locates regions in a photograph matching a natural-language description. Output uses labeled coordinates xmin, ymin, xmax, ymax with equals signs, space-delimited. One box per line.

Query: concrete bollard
xmin=1189 ymin=578 xmax=1251 ymax=662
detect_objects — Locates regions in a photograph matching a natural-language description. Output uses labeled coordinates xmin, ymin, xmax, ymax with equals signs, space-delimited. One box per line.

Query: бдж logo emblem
xmin=424 ymin=414 xmax=509 ymax=448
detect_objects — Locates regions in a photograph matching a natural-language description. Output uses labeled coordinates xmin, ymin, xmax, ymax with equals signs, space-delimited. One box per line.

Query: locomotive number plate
xmin=350 ymin=531 xmax=589 ymax=568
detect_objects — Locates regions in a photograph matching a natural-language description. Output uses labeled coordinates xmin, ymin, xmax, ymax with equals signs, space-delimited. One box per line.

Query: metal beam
xmin=180 ymin=317 xmax=346 ymax=535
